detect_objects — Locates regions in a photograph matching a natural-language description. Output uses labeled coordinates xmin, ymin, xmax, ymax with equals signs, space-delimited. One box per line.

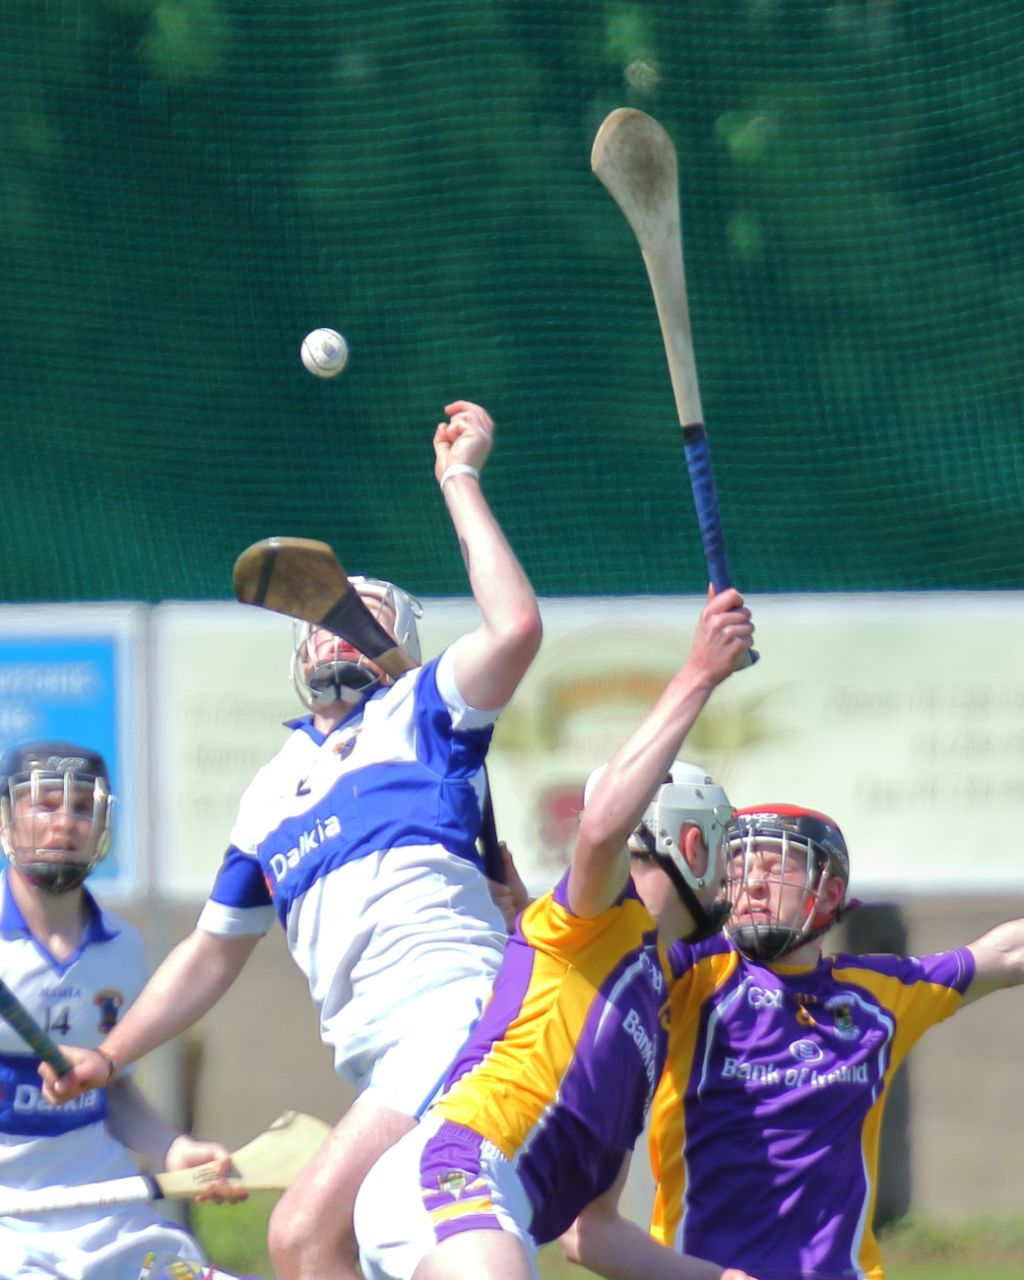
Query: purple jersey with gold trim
xmin=649 ymin=935 xmax=974 ymax=1280
xmin=434 ymin=871 xmax=669 ymax=1244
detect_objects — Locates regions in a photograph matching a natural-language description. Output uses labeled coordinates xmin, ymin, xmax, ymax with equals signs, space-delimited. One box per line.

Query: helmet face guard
xmin=290 ymin=576 xmax=423 ymax=711
xmin=725 ymin=805 xmax=849 ymax=961
xmin=586 ymin=760 xmax=735 ymax=941
xmin=0 ymin=742 xmax=114 ymax=895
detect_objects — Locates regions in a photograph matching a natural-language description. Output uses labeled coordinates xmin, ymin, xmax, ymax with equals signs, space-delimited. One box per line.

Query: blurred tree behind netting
xmin=2 ymin=0 xmax=1021 ymax=599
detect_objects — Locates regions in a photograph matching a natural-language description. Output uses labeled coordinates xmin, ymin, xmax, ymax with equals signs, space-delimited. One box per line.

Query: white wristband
xmin=439 ymin=463 xmax=481 ymax=491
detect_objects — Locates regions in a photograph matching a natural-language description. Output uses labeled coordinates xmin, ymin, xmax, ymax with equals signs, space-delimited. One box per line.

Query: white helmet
xmin=290 ymin=576 xmax=423 ymax=711
xmin=585 ymin=760 xmax=734 ymax=936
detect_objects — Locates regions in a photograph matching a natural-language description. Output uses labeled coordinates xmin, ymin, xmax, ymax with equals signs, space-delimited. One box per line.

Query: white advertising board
xmin=482 ymin=593 xmax=1024 ymax=896
xmin=150 ymin=593 xmax=1024 ymax=898
xmin=150 ymin=603 xmax=297 ymax=899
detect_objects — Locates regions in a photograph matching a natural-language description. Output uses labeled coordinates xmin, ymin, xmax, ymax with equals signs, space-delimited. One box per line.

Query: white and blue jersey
xmin=197 ymin=651 xmax=509 ymax=1111
xmin=0 ymin=872 xmax=205 ymax=1280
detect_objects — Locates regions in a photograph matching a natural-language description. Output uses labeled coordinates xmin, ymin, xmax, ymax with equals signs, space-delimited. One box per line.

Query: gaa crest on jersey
xmin=94 ymin=988 xmax=125 ymax=1033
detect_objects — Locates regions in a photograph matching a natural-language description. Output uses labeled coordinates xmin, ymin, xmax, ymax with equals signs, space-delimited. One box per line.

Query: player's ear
xmin=813 ymin=874 xmax=846 ymax=926
xmin=682 ymin=825 xmax=709 ymax=882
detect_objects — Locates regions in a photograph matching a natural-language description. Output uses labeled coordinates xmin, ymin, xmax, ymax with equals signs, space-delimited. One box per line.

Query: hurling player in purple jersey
xmin=355 ymin=586 xmax=760 ymax=1280
xmin=647 ymin=804 xmax=1024 ymax=1280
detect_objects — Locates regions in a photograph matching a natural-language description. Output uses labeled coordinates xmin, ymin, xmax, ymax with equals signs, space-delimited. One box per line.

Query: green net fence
xmin=3 ymin=1 xmax=1022 ymax=601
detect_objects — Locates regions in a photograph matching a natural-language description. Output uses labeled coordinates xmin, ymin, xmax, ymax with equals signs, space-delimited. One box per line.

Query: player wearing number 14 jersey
xmin=649 ymin=805 xmax=1024 ymax=1280
xmin=0 ymin=742 xmax=246 ymax=1280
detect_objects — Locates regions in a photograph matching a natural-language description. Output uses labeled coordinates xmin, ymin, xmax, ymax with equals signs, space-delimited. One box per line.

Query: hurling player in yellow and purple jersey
xmin=649 ymin=804 xmax=1024 ymax=1280
xmin=355 ymin=586 xmax=760 ymax=1280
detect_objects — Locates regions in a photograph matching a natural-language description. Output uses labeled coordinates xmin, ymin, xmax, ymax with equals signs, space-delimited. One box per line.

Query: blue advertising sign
xmin=0 ymin=610 xmax=144 ymax=896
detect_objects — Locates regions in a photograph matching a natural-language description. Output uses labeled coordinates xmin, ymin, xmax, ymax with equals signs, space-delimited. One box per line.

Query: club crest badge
xmin=94 ymin=989 xmax=124 ymax=1033
xmin=437 ymin=1169 xmax=469 ymax=1199
xmin=826 ymin=995 xmax=862 ymax=1041
xmin=334 ymin=734 xmax=359 ymax=761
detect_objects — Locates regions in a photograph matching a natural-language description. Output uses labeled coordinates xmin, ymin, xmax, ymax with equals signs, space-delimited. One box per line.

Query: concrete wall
xmin=890 ymin=895 xmax=1024 ymax=1221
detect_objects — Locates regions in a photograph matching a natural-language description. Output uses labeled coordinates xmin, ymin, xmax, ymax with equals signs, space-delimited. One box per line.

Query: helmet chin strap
xmin=307 ymin=661 xmax=384 ymax=708
xmin=631 ymin=825 xmax=730 ymax=943
xmin=18 ymin=860 xmax=91 ymax=895
xmin=730 ymin=903 xmax=846 ymax=962
xmin=656 ymin=855 xmax=732 ymax=942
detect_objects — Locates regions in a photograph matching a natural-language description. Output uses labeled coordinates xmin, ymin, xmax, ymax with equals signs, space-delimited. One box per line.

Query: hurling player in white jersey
xmin=44 ymin=400 xmax=543 ymax=1280
xmin=0 ymin=741 xmax=249 ymax=1280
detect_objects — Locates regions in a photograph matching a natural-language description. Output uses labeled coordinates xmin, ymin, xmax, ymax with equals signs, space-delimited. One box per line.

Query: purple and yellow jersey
xmin=649 ymin=935 xmax=974 ymax=1280
xmin=434 ymin=871 xmax=670 ymax=1244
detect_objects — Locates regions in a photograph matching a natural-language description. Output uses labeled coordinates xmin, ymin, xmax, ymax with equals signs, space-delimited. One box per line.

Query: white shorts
xmin=351 ymin=974 xmax=495 ymax=1114
xmin=354 ymin=1113 xmax=537 ymax=1280
xmin=0 ymin=1209 xmax=204 ymax=1280
xmin=287 ymin=845 xmax=506 ymax=1115
xmin=0 ymin=1126 xmax=206 ymax=1280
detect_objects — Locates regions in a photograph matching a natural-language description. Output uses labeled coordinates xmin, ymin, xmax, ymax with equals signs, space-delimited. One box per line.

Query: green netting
xmin=2 ymin=1 xmax=1022 ymax=600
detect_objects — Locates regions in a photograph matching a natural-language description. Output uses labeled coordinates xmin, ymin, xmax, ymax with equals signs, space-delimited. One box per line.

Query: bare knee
xmin=267 ymin=1102 xmax=415 ymax=1280
xmin=268 ymin=1190 xmax=358 ymax=1278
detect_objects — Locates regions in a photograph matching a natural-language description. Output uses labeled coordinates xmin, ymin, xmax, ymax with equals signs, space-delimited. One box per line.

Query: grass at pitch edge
xmin=193 ymin=1198 xmax=1024 ymax=1279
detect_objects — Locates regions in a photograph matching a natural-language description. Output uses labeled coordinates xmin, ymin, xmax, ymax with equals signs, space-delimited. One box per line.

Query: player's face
xmin=10 ymin=781 xmax=96 ymax=863
xmin=727 ymin=839 xmax=813 ymax=934
xmin=631 ymin=829 xmax=722 ymax=940
xmin=302 ymin=595 xmax=398 ymax=683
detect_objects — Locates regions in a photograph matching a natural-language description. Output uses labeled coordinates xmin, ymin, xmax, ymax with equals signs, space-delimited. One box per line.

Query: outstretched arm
xmin=434 ymin=400 xmax=542 ymax=711
xmin=568 ymin=586 xmax=754 ymax=919
xmin=561 ymin=1157 xmax=757 ymax=1280
xmin=40 ymin=928 xmax=259 ymax=1103
xmin=962 ymin=918 xmax=1024 ymax=1006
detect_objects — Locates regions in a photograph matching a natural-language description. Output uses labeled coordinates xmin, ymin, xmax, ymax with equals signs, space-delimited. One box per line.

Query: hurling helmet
xmin=725 ymin=804 xmax=849 ymax=961
xmin=0 ymin=741 xmax=114 ymax=895
xmin=291 ymin=575 xmax=423 ymax=710
xmin=585 ymin=760 xmax=734 ymax=939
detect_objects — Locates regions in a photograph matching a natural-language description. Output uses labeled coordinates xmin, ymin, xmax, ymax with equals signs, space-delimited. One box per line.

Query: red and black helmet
xmin=724 ymin=804 xmax=849 ymax=961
